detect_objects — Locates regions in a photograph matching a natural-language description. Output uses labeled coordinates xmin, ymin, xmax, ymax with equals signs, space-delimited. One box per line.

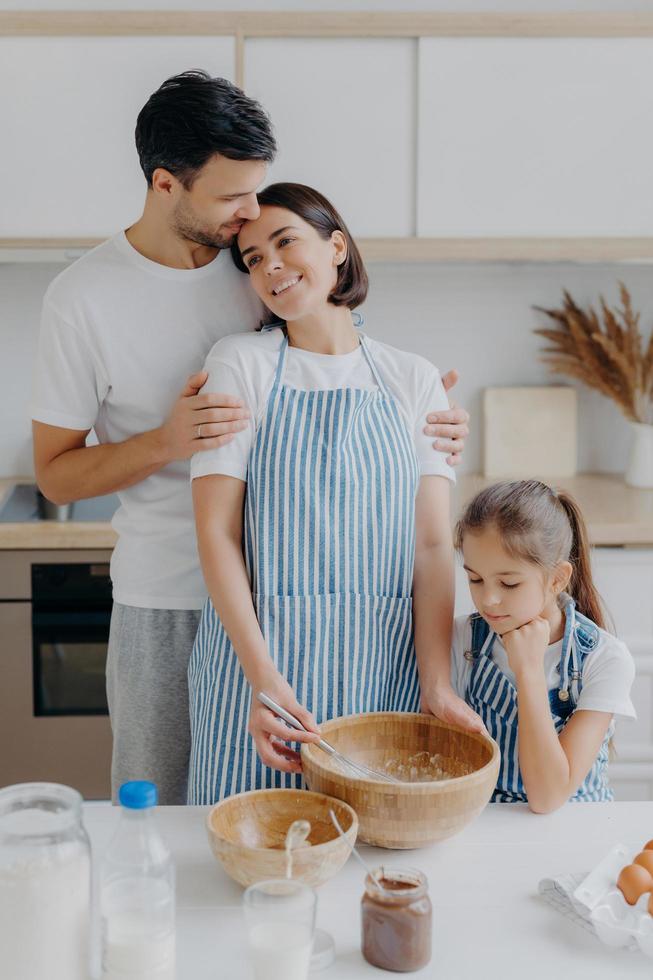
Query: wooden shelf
xmin=2 ymin=12 xmax=653 ymax=38
xmin=2 ymin=238 xmax=653 ymax=265
xmin=360 ymin=239 xmax=653 ymax=264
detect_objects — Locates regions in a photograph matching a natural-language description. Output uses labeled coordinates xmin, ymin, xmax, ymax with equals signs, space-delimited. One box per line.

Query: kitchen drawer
xmin=616 ymin=644 xmax=653 ymax=748
xmin=609 ymin=752 xmax=653 ymax=802
xmin=610 ymin=779 xmax=653 ymax=802
xmin=593 ymin=548 xmax=653 ymax=637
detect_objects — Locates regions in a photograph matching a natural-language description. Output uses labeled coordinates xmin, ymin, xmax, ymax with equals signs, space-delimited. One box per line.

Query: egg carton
xmin=572 ymin=844 xmax=653 ymax=957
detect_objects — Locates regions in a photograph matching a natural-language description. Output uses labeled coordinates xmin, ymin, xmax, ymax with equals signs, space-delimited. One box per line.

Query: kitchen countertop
xmin=0 ymin=478 xmax=117 ymax=549
xmin=1 ymin=473 xmax=653 ymax=549
xmin=83 ymin=800 xmax=653 ymax=979
xmin=454 ymin=473 xmax=653 ymax=547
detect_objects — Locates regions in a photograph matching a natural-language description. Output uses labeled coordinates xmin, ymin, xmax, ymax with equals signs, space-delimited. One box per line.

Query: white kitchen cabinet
xmin=244 ymin=38 xmax=415 ymax=238
xmin=592 ymin=548 xmax=653 ymax=801
xmin=455 ymin=547 xmax=653 ymax=800
xmin=417 ymin=38 xmax=653 ymax=237
xmin=0 ymin=36 xmax=235 ymax=237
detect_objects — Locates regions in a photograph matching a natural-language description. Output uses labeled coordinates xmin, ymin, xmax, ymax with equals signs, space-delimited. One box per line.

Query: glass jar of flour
xmin=0 ymin=782 xmax=91 ymax=980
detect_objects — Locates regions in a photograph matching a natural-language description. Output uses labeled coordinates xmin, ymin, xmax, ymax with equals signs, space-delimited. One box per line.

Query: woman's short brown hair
xmin=231 ymin=182 xmax=368 ymax=310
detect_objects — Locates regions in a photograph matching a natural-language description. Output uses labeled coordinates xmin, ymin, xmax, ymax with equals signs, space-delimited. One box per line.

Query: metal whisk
xmin=257 ymin=692 xmax=400 ymax=784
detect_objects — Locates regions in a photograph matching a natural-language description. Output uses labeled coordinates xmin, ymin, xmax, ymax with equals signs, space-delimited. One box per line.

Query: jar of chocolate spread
xmin=361 ymin=867 xmax=432 ymax=972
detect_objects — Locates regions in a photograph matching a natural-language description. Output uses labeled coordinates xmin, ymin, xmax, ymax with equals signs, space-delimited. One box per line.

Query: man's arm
xmin=33 ymin=371 xmax=250 ymax=504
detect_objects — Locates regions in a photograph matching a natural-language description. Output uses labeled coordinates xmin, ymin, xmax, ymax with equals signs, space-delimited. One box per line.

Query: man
xmin=32 ymin=71 xmax=471 ymax=805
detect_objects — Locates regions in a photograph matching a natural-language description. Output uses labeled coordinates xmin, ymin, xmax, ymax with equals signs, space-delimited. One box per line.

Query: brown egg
xmin=649 ymin=892 xmax=653 ymax=917
xmin=644 ymin=840 xmax=653 ymax=851
xmin=634 ymin=851 xmax=653 ymax=875
xmin=617 ymin=864 xmax=653 ymax=905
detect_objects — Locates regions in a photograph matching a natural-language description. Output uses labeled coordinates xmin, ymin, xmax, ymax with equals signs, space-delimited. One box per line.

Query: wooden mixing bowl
xmin=206 ymin=788 xmax=358 ymax=888
xmin=301 ymin=712 xmax=500 ymax=849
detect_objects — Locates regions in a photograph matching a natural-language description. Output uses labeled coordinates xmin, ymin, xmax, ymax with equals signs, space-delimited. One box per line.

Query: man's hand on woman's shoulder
xmin=424 ymin=368 xmax=470 ymax=467
xmin=157 ymin=370 xmax=251 ymax=462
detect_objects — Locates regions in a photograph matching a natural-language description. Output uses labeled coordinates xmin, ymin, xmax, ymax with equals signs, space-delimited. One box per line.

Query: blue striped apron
xmin=464 ymin=596 xmax=612 ymax=803
xmin=187 ymin=329 xmax=421 ymax=804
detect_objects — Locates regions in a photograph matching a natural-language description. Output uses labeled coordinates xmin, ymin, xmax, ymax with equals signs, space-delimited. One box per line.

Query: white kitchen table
xmin=84 ymin=802 xmax=653 ymax=980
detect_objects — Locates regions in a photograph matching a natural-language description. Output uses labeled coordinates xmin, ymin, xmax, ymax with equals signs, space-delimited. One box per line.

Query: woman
xmin=187 ymin=183 xmax=481 ymax=804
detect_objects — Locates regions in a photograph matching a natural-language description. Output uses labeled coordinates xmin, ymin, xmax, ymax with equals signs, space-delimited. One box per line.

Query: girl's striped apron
xmin=187 ymin=330 xmax=421 ymax=804
xmin=464 ymin=595 xmax=612 ymax=803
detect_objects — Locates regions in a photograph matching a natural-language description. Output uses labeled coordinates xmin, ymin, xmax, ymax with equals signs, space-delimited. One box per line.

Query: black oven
xmin=31 ymin=563 xmax=112 ymax=716
xmin=0 ymin=549 xmax=113 ymax=797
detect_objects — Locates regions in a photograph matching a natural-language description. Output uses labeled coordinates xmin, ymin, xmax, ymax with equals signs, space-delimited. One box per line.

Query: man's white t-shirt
xmin=31 ymin=232 xmax=265 ymax=610
xmin=450 ymin=615 xmax=636 ymax=720
xmin=190 ymin=327 xmax=456 ymax=484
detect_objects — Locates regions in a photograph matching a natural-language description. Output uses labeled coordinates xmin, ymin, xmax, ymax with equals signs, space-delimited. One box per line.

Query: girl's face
xmin=237 ymin=206 xmax=346 ymax=321
xmin=462 ymin=526 xmax=567 ymax=635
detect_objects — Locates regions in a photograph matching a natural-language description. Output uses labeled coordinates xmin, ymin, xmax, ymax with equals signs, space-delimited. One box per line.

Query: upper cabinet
xmin=0 ymin=36 xmax=235 ymax=237
xmin=2 ymin=13 xmax=653 ymax=260
xmin=244 ymin=38 xmax=416 ymax=238
xmin=417 ymin=38 xmax=653 ymax=237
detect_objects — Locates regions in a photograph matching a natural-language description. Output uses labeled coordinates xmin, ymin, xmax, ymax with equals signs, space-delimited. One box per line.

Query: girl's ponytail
xmin=556 ymin=491 xmax=608 ymax=631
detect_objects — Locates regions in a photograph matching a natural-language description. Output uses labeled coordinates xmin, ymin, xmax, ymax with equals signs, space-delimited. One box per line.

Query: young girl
xmin=453 ymin=479 xmax=636 ymax=812
xmin=186 ymin=182 xmax=480 ymax=804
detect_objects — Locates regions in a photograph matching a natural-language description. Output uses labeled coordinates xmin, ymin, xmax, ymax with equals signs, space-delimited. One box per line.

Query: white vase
xmin=625 ymin=422 xmax=653 ymax=489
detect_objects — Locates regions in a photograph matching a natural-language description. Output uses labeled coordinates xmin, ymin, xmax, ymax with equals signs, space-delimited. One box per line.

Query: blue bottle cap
xmin=118 ymin=781 xmax=158 ymax=809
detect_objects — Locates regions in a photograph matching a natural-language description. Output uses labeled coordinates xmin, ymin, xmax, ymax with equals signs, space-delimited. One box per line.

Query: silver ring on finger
xmin=197 ymin=423 xmax=203 ymax=439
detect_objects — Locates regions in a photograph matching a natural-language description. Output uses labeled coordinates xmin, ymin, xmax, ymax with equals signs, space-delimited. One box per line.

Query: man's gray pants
xmin=106 ymin=602 xmax=201 ymax=805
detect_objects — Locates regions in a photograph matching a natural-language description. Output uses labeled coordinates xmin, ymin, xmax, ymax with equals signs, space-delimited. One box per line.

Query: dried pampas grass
xmin=534 ymin=283 xmax=653 ymax=425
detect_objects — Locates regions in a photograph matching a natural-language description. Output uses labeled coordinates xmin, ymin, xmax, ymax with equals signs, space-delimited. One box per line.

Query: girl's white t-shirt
xmin=450 ymin=614 xmax=636 ymax=720
xmin=31 ymin=232 xmax=265 ymax=610
xmin=190 ymin=327 xmax=456 ymax=484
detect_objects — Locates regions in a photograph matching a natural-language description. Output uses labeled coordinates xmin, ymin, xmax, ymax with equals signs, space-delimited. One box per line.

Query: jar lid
xmin=311 ymin=928 xmax=335 ymax=971
xmin=119 ymin=781 xmax=158 ymax=809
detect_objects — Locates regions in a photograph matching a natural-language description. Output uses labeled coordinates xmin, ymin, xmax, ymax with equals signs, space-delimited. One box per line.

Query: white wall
xmin=1 ymin=257 xmax=647 ymax=478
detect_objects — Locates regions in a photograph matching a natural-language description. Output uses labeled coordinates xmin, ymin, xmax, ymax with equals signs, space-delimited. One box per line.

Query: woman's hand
xmin=424 ymin=369 xmax=470 ymax=467
xmin=249 ymin=672 xmax=322 ymax=774
xmin=421 ymin=683 xmax=487 ymax=734
xmin=501 ymin=617 xmax=550 ymax=677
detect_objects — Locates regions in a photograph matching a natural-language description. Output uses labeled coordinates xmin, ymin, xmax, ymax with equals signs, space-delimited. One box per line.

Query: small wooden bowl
xmin=301 ymin=712 xmax=500 ymax=849
xmin=206 ymin=788 xmax=358 ymax=888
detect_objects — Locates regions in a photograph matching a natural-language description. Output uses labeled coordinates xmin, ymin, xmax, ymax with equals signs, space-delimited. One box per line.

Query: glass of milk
xmin=243 ymin=878 xmax=317 ymax=980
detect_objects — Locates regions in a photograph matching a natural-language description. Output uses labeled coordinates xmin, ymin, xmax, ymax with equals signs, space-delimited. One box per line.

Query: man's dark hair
xmin=135 ymin=70 xmax=276 ymax=188
xmin=231 ymin=182 xmax=369 ymax=310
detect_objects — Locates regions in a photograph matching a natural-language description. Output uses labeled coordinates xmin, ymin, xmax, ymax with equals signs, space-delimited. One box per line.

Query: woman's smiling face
xmin=237 ymin=205 xmax=346 ymax=320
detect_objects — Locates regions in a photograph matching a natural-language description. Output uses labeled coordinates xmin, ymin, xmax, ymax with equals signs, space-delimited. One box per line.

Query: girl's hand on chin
xmin=249 ymin=673 xmax=321 ymax=774
xmin=501 ymin=617 xmax=550 ymax=674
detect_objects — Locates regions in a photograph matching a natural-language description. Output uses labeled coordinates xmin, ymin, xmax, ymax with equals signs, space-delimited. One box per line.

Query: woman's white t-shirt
xmin=450 ymin=614 xmax=637 ymax=720
xmin=190 ymin=327 xmax=456 ymax=484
